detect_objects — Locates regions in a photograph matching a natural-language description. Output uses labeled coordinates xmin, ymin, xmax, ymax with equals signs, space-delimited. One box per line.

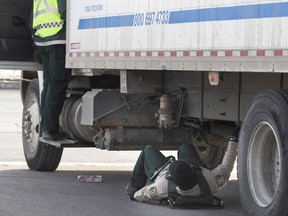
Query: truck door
xmin=0 ymin=0 xmax=33 ymax=61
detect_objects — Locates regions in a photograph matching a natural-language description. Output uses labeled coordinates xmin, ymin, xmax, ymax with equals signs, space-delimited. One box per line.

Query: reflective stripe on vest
xmin=33 ymin=0 xmax=64 ymax=38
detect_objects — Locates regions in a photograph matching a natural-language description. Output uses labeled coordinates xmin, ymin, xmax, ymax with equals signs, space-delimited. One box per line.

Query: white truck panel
xmin=66 ymin=0 xmax=288 ymax=72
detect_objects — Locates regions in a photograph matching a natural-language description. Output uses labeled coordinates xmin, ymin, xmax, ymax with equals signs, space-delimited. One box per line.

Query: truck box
xmin=66 ymin=0 xmax=288 ymax=72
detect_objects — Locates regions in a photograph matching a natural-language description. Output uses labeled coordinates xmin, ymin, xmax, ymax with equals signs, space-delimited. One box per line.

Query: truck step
xmin=39 ymin=137 xmax=79 ymax=148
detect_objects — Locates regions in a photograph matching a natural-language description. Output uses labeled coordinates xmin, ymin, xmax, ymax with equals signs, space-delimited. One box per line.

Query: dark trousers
xmin=129 ymin=143 xmax=203 ymax=189
xmin=38 ymin=45 xmax=71 ymax=133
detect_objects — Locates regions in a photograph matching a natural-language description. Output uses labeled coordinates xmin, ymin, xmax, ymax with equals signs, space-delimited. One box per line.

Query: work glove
xmin=125 ymin=185 xmax=137 ymax=201
xmin=129 ymin=190 xmax=137 ymax=201
xmin=165 ymin=155 xmax=176 ymax=162
xmin=230 ymin=125 xmax=240 ymax=142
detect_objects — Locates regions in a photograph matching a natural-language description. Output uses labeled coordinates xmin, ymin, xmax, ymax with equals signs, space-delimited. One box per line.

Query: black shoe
xmin=42 ymin=131 xmax=65 ymax=141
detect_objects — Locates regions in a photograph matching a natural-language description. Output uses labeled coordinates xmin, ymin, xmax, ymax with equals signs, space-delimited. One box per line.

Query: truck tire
xmin=22 ymin=79 xmax=63 ymax=171
xmin=238 ymin=90 xmax=288 ymax=216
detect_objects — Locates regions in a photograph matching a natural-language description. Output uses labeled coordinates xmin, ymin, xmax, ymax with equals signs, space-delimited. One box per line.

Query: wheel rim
xmin=23 ymin=96 xmax=40 ymax=155
xmin=248 ymin=122 xmax=282 ymax=207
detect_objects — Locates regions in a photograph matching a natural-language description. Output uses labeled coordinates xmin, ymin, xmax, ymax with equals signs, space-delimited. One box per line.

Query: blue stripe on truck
xmin=169 ymin=2 xmax=288 ymax=24
xmin=78 ymin=2 xmax=288 ymax=30
xmin=78 ymin=14 xmax=134 ymax=29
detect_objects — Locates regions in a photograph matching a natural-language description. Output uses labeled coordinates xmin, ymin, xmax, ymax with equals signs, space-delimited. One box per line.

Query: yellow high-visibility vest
xmin=33 ymin=0 xmax=64 ymax=38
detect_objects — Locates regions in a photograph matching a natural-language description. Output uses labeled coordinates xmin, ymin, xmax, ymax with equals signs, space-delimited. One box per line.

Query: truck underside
xmin=20 ymin=69 xmax=284 ymax=168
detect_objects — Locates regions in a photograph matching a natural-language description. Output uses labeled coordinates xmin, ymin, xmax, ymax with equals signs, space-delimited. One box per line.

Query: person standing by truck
xmin=126 ymin=126 xmax=239 ymax=203
xmin=32 ymin=0 xmax=71 ymax=141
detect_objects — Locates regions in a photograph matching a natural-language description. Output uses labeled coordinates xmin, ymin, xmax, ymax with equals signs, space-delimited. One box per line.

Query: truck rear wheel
xmin=238 ymin=90 xmax=288 ymax=216
xmin=22 ymin=79 xmax=63 ymax=171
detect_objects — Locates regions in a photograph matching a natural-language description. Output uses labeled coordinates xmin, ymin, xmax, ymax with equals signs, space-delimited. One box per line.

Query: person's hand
xmin=230 ymin=125 xmax=240 ymax=142
xmin=125 ymin=185 xmax=137 ymax=201
xmin=166 ymin=155 xmax=175 ymax=162
xmin=129 ymin=190 xmax=137 ymax=201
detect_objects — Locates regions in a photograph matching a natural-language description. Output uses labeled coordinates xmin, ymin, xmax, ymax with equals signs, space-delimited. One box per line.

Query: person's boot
xmin=42 ymin=130 xmax=64 ymax=141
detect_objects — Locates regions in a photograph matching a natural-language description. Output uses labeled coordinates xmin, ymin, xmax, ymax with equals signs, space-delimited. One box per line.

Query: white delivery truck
xmin=1 ymin=0 xmax=288 ymax=215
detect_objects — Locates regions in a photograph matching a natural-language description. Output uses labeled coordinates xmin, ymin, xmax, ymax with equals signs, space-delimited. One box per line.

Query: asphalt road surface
xmin=0 ymin=89 xmax=244 ymax=216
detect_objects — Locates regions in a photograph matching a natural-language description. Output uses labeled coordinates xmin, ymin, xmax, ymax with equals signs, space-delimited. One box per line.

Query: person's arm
xmin=211 ymin=127 xmax=239 ymax=190
xmin=29 ymin=7 xmax=36 ymax=36
xmin=133 ymin=173 xmax=169 ymax=202
xmin=133 ymin=184 xmax=156 ymax=202
xmin=58 ymin=0 xmax=66 ymax=20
